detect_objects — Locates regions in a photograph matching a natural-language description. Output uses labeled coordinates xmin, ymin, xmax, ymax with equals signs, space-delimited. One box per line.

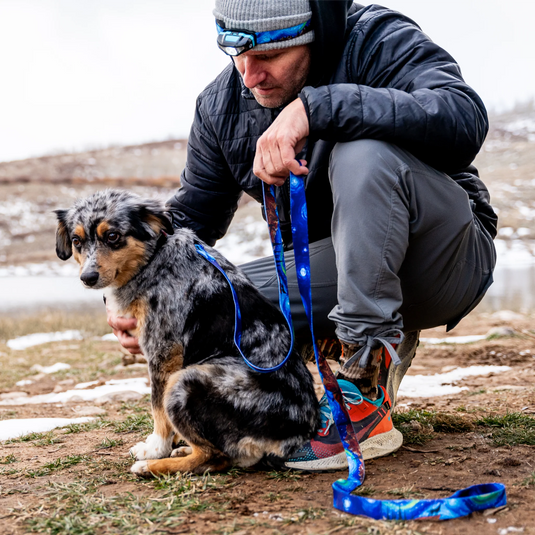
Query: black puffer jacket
xmin=167 ymin=2 xmax=497 ymax=247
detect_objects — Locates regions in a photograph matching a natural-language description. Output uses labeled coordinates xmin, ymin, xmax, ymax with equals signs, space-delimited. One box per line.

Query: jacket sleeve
xmin=166 ymin=93 xmax=242 ymax=246
xmin=300 ymin=7 xmax=488 ymax=173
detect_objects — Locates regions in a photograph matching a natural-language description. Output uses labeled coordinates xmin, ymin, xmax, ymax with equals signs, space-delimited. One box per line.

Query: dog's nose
xmin=81 ymin=271 xmax=99 ymax=287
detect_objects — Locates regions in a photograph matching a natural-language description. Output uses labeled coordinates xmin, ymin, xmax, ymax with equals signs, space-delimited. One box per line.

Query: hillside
xmin=0 ymin=107 xmax=534 ymax=268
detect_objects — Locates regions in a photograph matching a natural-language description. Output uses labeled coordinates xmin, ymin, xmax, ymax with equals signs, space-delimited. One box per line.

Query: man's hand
xmin=254 ymin=98 xmax=310 ymax=186
xmin=106 ymin=309 xmax=143 ymax=355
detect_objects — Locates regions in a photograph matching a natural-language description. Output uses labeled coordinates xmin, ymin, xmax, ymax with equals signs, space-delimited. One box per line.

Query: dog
xmin=54 ymin=189 xmax=319 ymax=476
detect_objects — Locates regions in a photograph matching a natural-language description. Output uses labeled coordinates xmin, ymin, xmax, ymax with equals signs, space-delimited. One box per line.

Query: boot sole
xmin=284 ymin=427 xmax=403 ymax=471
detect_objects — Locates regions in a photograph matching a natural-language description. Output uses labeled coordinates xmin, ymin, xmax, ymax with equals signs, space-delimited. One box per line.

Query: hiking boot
xmin=284 ymin=379 xmax=402 ymax=471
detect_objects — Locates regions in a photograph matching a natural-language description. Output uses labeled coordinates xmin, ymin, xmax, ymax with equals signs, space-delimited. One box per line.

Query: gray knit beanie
xmin=214 ymin=0 xmax=314 ymax=51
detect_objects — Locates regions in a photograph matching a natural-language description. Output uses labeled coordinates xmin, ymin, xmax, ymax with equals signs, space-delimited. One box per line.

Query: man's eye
xmin=107 ymin=232 xmax=120 ymax=244
xmin=72 ymin=237 xmax=81 ymax=248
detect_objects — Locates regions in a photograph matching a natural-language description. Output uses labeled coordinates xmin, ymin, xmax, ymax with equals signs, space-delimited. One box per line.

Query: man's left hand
xmin=254 ymin=98 xmax=310 ymax=186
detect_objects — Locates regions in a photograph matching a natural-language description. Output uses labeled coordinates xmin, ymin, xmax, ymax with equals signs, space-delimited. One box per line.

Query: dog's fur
xmin=55 ymin=190 xmax=319 ymax=476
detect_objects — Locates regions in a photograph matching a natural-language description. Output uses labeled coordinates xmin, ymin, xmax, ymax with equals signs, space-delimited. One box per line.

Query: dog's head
xmin=55 ymin=190 xmax=174 ymax=289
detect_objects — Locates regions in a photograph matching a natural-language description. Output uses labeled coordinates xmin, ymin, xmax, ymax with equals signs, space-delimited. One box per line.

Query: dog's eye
xmin=107 ymin=232 xmax=121 ymax=244
xmin=72 ymin=237 xmax=81 ymax=248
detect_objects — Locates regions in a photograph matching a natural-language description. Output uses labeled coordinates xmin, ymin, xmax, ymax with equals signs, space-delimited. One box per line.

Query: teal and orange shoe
xmin=284 ymin=379 xmax=402 ymax=471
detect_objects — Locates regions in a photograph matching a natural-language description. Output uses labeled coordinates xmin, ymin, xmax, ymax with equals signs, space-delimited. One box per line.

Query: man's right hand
xmin=106 ymin=310 xmax=143 ymax=355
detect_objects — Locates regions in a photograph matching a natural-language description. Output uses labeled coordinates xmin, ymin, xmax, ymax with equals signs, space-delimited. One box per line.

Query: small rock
xmin=491 ymin=310 xmax=524 ymax=322
xmin=486 ymin=326 xmax=516 ymax=338
xmin=95 ymin=390 xmax=144 ymax=405
xmin=485 ymin=468 xmax=501 ymax=477
xmin=121 ymin=354 xmax=148 ymax=366
xmin=0 ymin=391 xmax=28 ymax=400
xmin=53 ymin=385 xmax=66 ymax=393
xmin=409 ymin=420 xmax=423 ymax=431
xmin=73 ymin=406 xmax=107 ymax=416
xmin=58 ymin=379 xmax=75 ymax=386
xmin=493 ymin=385 xmax=527 ymax=391
xmin=67 ymin=395 xmax=85 ymax=402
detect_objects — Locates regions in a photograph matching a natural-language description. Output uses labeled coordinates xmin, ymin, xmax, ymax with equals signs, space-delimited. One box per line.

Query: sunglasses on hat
xmin=216 ymin=19 xmax=311 ymax=57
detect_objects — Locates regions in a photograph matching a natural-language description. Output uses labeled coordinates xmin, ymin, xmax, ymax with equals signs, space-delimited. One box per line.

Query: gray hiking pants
xmin=241 ymin=139 xmax=496 ymax=346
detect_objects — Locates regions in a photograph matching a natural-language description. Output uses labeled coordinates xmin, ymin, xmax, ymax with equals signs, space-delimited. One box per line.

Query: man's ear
xmin=54 ymin=209 xmax=72 ymax=260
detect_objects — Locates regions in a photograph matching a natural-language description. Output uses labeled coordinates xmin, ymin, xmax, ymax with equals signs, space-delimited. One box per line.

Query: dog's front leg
xmin=130 ymin=366 xmax=176 ymax=461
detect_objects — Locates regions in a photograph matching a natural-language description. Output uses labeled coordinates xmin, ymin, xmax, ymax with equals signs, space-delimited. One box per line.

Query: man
xmin=109 ymin=1 xmax=497 ymax=471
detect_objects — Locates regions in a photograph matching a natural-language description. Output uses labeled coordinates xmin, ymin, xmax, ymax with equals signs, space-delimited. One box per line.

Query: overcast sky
xmin=0 ymin=0 xmax=533 ymax=163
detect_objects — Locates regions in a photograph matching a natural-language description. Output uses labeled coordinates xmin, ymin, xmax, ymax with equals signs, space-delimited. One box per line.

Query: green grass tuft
xmin=23 ymin=473 xmax=232 ymax=535
xmin=0 ymin=453 xmax=17 ymax=464
xmin=26 ymin=455 xmax=90 ymax=478
xmin=475 ymin=412 xmax=535 ymax=446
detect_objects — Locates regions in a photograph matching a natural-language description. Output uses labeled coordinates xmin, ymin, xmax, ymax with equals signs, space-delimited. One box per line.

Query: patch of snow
xmin=7 ymin=330 xmax=83 ymax=350
xmin=0 ymin=262 xmax=79 ymax=277
xmin=74 ymin=380 xmax=100 ymax=389
xmin=0 ymin=377 xmax=150 ymax=405
xmin=398 ymin=365 xmax=511 ymax=398
xmin=0 ymin=417 xmax=95 ymax=441
xmin=420 ymin=335 xmax=486 ymax=345
xmin=31 ymin=363 xmax=71 ymax=374
xmin=101 ymin=333 xmax=118 ymax=342
xmin=15 ymin=379 xmax=33 ymax=386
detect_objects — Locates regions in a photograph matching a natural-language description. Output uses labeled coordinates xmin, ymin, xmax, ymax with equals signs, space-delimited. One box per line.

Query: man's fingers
xmin=254 ymin=145 xmax=287 ymax=186
xmin=114 ymin=316 xmax=137 ymax=331
xmin=286 ymin=159 xmax=309 ymax=176
xmin=113 ymin=328 xmax=143 ymax=355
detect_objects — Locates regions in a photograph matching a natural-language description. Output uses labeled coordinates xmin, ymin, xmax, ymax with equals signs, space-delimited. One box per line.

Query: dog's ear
xmin=54 ymin=209 xmax=72 ymax=260
xmin=138 ymin=201 xmax=175 ymax=237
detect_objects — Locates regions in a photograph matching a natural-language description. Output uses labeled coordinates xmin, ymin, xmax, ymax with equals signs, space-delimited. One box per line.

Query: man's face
xmin=233 ymin=45 xmax=311 ymax=108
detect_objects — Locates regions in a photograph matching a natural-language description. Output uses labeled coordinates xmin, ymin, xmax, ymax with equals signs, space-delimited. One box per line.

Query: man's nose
xmin=240 ymin=57 xmax=267 ymax=88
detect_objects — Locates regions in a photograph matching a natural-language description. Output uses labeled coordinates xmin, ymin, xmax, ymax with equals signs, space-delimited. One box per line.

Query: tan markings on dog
xmin=235 ymin=437 xmax=285 ymax=467
xmin=144 ymin=443 xmax=230 ymax=475
xmin=97 ymin=237 xmax=148 ymax=287
xmin=96 ymin=221 xmax=110 ymax=238
xmin=122 ymin=298 xmax=147 ymax=338
xmin=153 ymin=407 xmax=175 ymax=441
xmin=145 ymin=214 xmax=166 ymax=235
xmin=74 ymin=225 xmax=86 ymax=240
xmin=72 ymin=248 xmax=86 ymax=267
xmin=162 ymin=345 xmax=184 ymax=376
xmin=57 ymin=220 xmax=69 ymax=244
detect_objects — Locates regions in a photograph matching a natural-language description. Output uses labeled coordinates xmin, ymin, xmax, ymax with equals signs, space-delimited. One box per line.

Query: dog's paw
xmin=170 ymin=446 xmax=192 ymax=458
xmin=131 ymin=460 xmax=153 ymax=478
xmin=130 ymin=433 xmax=173 ymax=460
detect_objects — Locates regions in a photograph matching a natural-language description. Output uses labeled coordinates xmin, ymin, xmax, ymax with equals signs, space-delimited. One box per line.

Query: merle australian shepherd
xmin=55 ymin=190 xmax=319 ymax=476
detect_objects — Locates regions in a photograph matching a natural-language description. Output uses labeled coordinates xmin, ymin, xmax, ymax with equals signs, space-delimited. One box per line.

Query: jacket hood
xmin=308 ymin=0 xmax=355 ymax=85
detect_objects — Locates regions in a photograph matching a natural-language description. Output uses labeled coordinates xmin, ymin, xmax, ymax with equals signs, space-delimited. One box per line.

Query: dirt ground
xmin=1 ymin=310 xmax=534 ymax=535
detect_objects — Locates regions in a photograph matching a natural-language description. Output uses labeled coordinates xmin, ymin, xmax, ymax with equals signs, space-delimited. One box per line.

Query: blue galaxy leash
xmin=195 ymin=170 xmax=506 ymax=520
